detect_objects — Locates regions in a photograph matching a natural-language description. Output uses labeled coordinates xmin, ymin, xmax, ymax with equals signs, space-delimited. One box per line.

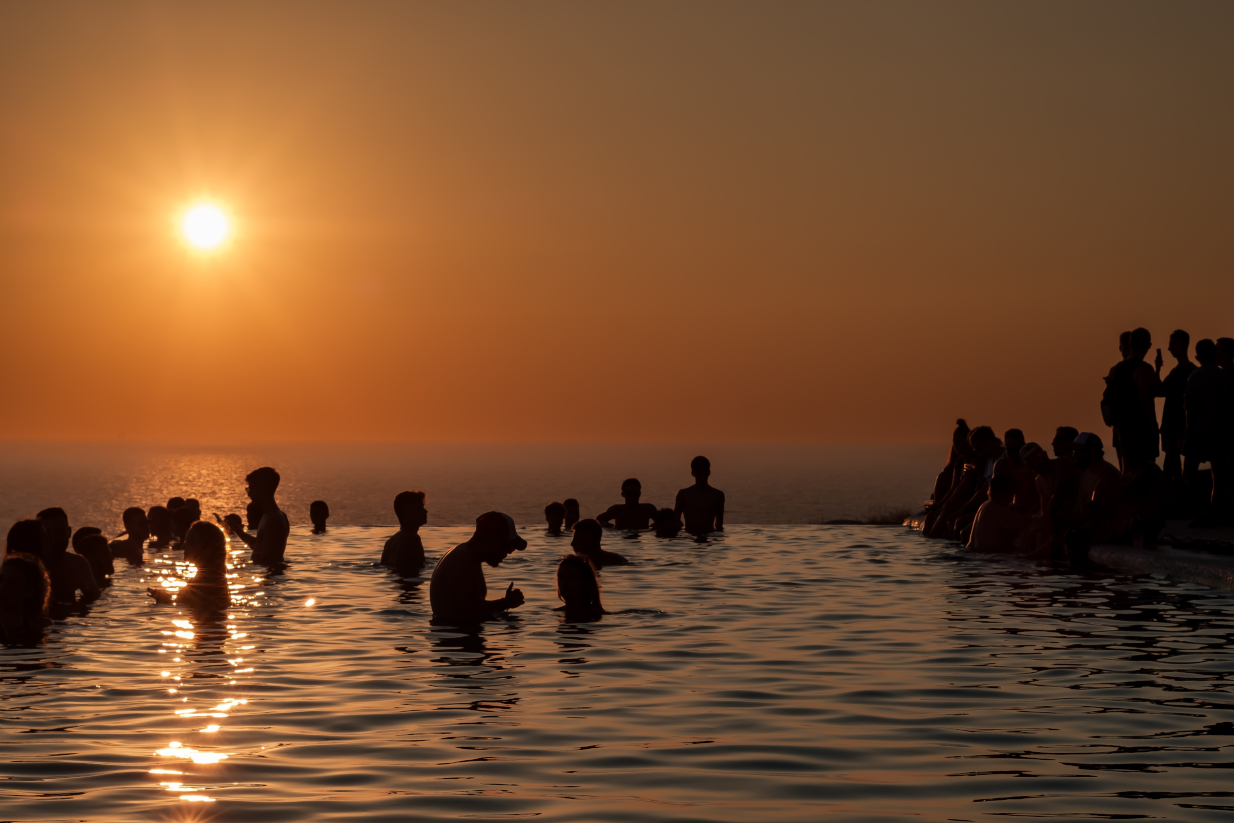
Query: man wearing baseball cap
xmin=429 ymin=511 xmax=526 ymax=625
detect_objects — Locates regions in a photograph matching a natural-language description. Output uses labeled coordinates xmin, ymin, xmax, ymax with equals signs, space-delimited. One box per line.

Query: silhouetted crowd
xmin=924 ymin=328 xmax=1234 ymax=564
xmin=1 ymin=457 xmax=725 ymax=644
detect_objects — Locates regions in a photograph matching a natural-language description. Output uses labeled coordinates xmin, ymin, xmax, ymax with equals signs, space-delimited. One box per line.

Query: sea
xmin=3 ymin=444 xmax=1233 ymax=821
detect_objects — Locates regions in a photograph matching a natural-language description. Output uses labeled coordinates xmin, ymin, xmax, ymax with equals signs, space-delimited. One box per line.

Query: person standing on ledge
xmin=429 ymin=511 xmax=525 ymax=625
xmin=1101 ymin=327 xmax=1160 ymax=473
xmin=675 ymin=456 xmax=725 ymax=536
xmin=227 ymin=467 xmax=290 ymax=564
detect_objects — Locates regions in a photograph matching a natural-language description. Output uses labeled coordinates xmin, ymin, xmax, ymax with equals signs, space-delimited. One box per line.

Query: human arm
xmin=219 ymin=514 xmax=256 ymax=549
xmin=596 ymin=506 xmax=617 ymax=527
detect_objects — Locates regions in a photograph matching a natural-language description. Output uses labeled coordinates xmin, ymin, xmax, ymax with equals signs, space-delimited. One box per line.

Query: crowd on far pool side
xmin=924 ymin=328 xmax=1234 ymax=564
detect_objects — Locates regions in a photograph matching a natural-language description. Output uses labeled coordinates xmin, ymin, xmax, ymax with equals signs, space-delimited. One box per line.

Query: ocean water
xmin=0 ymin=442 xmax=942 ymax=532
xmin=3 ymin=524 xmax=1233 ymax=821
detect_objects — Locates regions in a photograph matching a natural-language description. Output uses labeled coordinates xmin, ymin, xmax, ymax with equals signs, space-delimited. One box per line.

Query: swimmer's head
xmin=989 ymin=473 xmax=1016 ymax=505
xmin=147 ymin=506 xmax=172 ymax=541
xmin=171 ymin=507 xmax=195 ymax=542
xmin=394 ymin=490 xmax=427 ymax=529
xmin=5 ymin=519 xmax=48 ymax=562
xmin=621 ymin=478 xmax=641 ymax=501
xmin=35 ymin=507 xmax=70 ymax=556
xmin=71 ymin=526 xmax=102 ymax=552
xmin=167 ymin=497 xmax=186 ymax=511
xmin=571 ymin=518 xmax=603 ymax=553
xmin=690 ymin=456 xmax=711 ymax=479
xmin=122 ymin=507 xmax=150 ymax=542
xmin=310 ymin=500 xmax=330 ymax=530
xmin=652 ymin=508 xmax=681 ymax=536
xmin=184 ymin=521 xmax=227 ymax=573
xmin=472 ymin=511 xmax=517 ymax=566
xmin=0 ymin=552 xmax=50 ymax=633
xmin=562 ymin=499 xmax=580 ymax=527
xmin=556 ymin=554 xmax=602 ymax=615
xmin=544 ymin=501 xmax=565 ymax=532
xmin=245 ymin=467 xmax=281 ymax=500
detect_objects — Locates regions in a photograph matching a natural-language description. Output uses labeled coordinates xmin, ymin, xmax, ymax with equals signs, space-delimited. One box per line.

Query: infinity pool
xmin=3 ymin=525 xmax=1232 ymax=821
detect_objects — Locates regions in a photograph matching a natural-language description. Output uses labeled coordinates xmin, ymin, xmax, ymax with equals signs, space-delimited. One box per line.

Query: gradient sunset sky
xmin=2 ymin=2 xmax=1232 ymax=443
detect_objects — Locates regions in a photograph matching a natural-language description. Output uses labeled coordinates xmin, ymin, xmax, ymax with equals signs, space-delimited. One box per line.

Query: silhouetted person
xmin=429 ymin=511 xmax=525 ymax=625
xmin=1185 ymin=338 xmax=1230 ymax=525
xmin=598 ymin=478 xmax=658 ymax=530
xmin=1021 ymin=442 xmax=1080 ymax=557
xmin=109 ymin=507 xmax=148 ymax=563
xmin=171 ymin=506 xmax=195 ymax=545
xmin=75 ymin=533 xmax=113 ymax=588
xmin=147 ymin=505 xmax=173 ymax=546
xmin=1072 ymin=432 xmax=1123 ymax=542
xmin=1051 ymin=426 xmax=1079 ymax=459
xmin=967 ymin=474 xmax=1027 ymax=553
xmin=652 ymin=507 xmax=682 ymax=537
xmin=382 ymin=490 xmax=427 ymax=572
xmin=0 ymin=552 xmax=51 ymax=644
xmin=6 ymin=519 xmax=48 ymax=563
xmin=184 ymin=498 xmax=202 ymax=520
xmin=555 ymin=554 xmax=605 ymax=621
xmin=36 ymin=507 xmax=98 ymax=604
xmin=563 ymin=499 xmax=580 ymax=530
xmin=923 ymin=420 xmax=975 ymax=535
xmin=1101 ymin=327 xmax=1160 ymax=472
xmin=227 ymin=467 xmax=289 ymax=564
xmin=927 ymin=427 xmax=1003 ymax=540
xmin=675 ymin=456 xmax=725 ymax=536
xmin=149 ymin=522 xmax=229 ymax=608
xmin=310 ymin=500 xmax=329 ymax=534
xmin=993 ymin=428 xmax=1039 ymax=515
xmin=571 ymin=518 xmax=629 ymax=568
xmin=544 ymin=501 xmax=566 ymax=536
xmin=167 ymin=497 xmax=186 ymax=511
xmin=246 ymin=500 xmax=263 ymax=531
xmin=1157 ymin=329 xmax=1197 ymax=486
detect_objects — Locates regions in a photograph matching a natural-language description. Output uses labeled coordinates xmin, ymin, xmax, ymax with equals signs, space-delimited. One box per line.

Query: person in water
xmin=227 ymin=467 xmax=290 ymax=564
xmin=109 ymin=507 xmax=149 ymax=563
xmin=544 ymin=501 xmax=566 ymax=536
xmin=597 ymin=478 xmax=658 ymax=530
xmin=563 ymin=499 xmax=580 ymax=531
xmin=310 ymin=500 xmax=330 ymax=534
xmin=652 ymin=507 xmax=682 ymax=537
xmin=428 ymin=511 xmax=525 ymax=625
xmin=36 ymin=508 xmax=99 ymax=604
xmin=555 ymin=554 xmax=606 ymax=621
xmin=167 ymin=497 xmax=186 ymax=512
xmin=570 ymin=518 xmax=629 ymax=568
xmin=966 ymin=474 xmax=1027 ymax=553
xmin=674 ymin=456 xmax=725 ymax=536
xmin=74 ymin=532 xmax=113 ymax=587
xmin=171 ymin=506 xmax=196 ymax=546
xmin=382 ymin=490 xmax=428 ymax=572
xmin=0 ymin=552 xmax=52 ymax=644
xmin=148 ymin=522 xmax=230 ymax=609
xmin=184 ymin=499 xmax=202 ymax=520
xmin=147 ymin=505 xmax=173 ymax=546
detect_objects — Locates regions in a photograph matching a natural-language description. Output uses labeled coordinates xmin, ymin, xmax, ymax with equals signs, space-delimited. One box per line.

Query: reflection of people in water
xmin=109 ymin=507 xmax=148 ymax=563
xmin=555 ymin=554 xmax=606 ymax=621
xmin=310 ymin=500 xmax=330 ymax=534
xmin=429 ymin=511 xmax=525 ymax=625
xmin=382 ymin=490 xmax=428 ymax=573
xmin=0 ymin=552 xmax=52 ymax=644
xmin=36 ymin=507 xmax=99 ymax=604
xmin=147 ymin=505 xmax=173 ymax=546
xmin=149 ymin=522 xmax=230 ymax=608
xmin=675 ymin=456 xmax=725 ymax=535
xmin=571 ymin=519 xmax=629 ymax=568
xmin=544 ymin=501 xmax=566 ymax=536
xmin=563 ymin=499 xmax=580 ymax=531
xmin=227 ymin=467 xmax=290 ymax=564
xmin=652 ymin=508 xmax=682 ymax=537
xmin=966 ymin=474 xmax=1027 ymax=553
xmin=597 ymin=479 xmax=658 ymax=530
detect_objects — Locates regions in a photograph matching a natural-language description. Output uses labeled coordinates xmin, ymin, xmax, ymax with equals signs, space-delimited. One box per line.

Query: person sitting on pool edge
xmin=0 ymin=551 xmax=52 ymax=644
xmin=428 ymin=511 xmax=525 ymax=625
xmin=382 ymin=490 xmax=428 ymax=573
xmin=227 ymin=467 xmax=290 ymax=565
xmin=571 ymin=518 xmax=629 ymax=569
xmin=675 ymin=456 xmax=725 ymax=536
xmin=149 ymin=521 xmax=230 ymax=609
xmin=563 ymin=499 xmax=580 ymax=531
xmin=310 ymin=500 xmax=330 ymax=534
xmin=555 ymin=554 xmax=606 ymax=621
xmin=36 ymin=507 xmax=99 ymax=604
xmin=966 ymin=473 xmax=1027 ymax=554
xmin=544 ymin=501 xmax=566 ymax=536
xmin=597 ymin=478 xmax=658 ymax=530
xmin=109 ymin=507 xmax=149 ymax=563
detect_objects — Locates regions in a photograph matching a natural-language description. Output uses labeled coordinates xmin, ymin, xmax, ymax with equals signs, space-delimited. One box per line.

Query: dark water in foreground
xmin=4 ymin=525 xmax=1234 ymax=821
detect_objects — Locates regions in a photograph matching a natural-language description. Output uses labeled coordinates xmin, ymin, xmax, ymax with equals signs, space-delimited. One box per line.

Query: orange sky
xmin=1 ymin=3 xmax=1232 ymax=443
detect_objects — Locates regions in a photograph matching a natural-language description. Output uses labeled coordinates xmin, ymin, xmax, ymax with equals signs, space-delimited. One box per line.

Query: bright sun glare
xmin=181 ymin=204 xmax=230 ymax=251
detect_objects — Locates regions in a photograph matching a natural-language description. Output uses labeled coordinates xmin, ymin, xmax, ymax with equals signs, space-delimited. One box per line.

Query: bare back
xmin=675 ymin=484 xmax=725 ymax=535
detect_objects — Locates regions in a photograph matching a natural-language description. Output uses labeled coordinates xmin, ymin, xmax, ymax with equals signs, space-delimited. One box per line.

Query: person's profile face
xmin=42 ymin=517 xmax=70 ymax=551
xmin=477 ymin=538 xmax=511 ymax=567
xmin=412 ymin=505 xmax=428 ymax=528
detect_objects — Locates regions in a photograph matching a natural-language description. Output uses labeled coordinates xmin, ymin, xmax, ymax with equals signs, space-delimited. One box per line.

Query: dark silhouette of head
xmin=245 ymin=500 xmax=263 ymax=530
xmin=968 ymin=427 xmax=1003 ymax=460
xmin=1051 ymin=426 xmax=1079 ymax=458
xmin=571 ymin=518 xmax=603 ymax=553
xmin=393 ymin=490 xmax=427 ymax=530
xmin=1072 ymin=432 xmax=1105 ymax=470
xmin=1128 ymin=327 xmax=1151 ymax=360
xmin=989 ymin=473 xmax=1016 ymax=505
xmin=1021 ymin=442 xmax=1050 ymax=475
xmin=184 ymin=499 xmax=202 ymax=519
xmin=147 ymin=506 xmax=172 ymax=543
xmin=0 ymin=552 xmax=50 ymax=636
xmin=1217 ymin=338 xmax=1234 ymax=369
xmin=183 ymin=521 xmax=227 ymax=574
xmin=6 ymin=519 xmax=48 ymax=562
xmin=652 ymin=507 xmax=681 ymax=537
xmin=122 ymin=507 xmax=150 ymax=543
xmin=310 ymin=500 xmax=330 ymax=532
xmin=471 ymin=511 xmax=516 ymax=567
xmin=35 ymin=507 xmax=70 ymax=558
xmin=562 ymin=499 xmax=580 ymax=529
xmin=72 ymin=526 xmax=102 ymax=552
xmin=556 ymin=554 xmax=602 ymax=617
xmin=1195 ymin=338 xmax=1217 ymax=366
xmin=1118 ymin=330 xmax=1131 ymax=358
xmin=691 ymin=456 xmax=711 ymax=480
xmin=167 ymin=497 xmax=186 ymax=511
xmin=171 ymin=507 xmax=196 ymax=543
xmin=544 ymin=501 xmax=565 ymax=534
xmin=75 ymin=532 xmax=113 ymax=581
xmin=1168 ymin=329 xmax=1190 ymax=360
xmin=621 ymin=478 xmax=642 ymax=503
xmin=1003 ymin=429 xmax=1025 ymax=458
xmin=245 ymin=467 xmax=280 ymax=503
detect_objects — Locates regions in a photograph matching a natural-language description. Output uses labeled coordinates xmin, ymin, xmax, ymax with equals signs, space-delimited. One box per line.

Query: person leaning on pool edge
xmin=428 ymin=511 xmax=525 ymax=626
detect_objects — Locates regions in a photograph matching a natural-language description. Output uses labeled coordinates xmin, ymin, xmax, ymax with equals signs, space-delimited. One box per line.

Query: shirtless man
xmin=428 ymin=511 xmax=525 ymax=625
xmin=227 ymin=467 xmax=290 ymax=564
xmin=967 ymin=474 xmax=1027 ymax=553
xmin=563 ymin=499 xmax=580 ymax=531
xmin=381 ymin=490 xmax=427 ymax=572
xmin=1021 ymin=443 xmax=1080 ymax=557
xmin=147 ymin=506 xmax=173 ymax=546
xmin=1071 ymin=432 xmax=1124 ymax=542
xmin=36 ymin=508 xmax=100 ymax=603
xmin=675 ymin=456 xmax=725 ymax=536
xmin=993 ymin=429 xmax=1040 ymax=515
xmin=570 ymin=519 xmax=630 ymax=569
xmin=597 ymin=478 xmax=658 ymax=530
xmin=109 ymin=507 xmax=149 ymax=563
xmin=310 ymin=500 xmax=330 ymax=534
xmin=544 ymin=501 xmax=566 ymax=536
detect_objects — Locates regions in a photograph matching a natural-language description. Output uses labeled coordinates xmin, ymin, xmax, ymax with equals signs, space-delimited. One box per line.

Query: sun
xmin=180 ymin=203 xmax=231 ymax=251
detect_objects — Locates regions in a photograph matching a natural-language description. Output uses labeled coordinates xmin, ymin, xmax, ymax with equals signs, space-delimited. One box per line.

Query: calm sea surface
xmin=3 ymin=524 xmax=1233 ymax=821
